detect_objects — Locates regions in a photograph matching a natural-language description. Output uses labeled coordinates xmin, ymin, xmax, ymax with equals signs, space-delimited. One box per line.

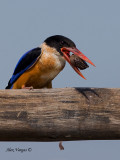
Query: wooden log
xmin=0 ymin=88 xmax=120 ymax=141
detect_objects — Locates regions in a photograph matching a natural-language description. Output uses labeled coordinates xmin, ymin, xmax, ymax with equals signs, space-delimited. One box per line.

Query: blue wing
xmin=6 ymin=47 xmax=41 ymax=89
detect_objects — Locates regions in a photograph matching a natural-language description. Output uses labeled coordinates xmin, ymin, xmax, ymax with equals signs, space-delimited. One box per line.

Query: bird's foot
xmin=59 ymin=141 xmax=64 ymax=150
xmin=22 ymin=85 xmax=33 ymax=90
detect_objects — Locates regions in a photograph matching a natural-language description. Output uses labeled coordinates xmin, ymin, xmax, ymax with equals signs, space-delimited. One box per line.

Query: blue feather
xmin=9 ymin=58 xmax=37 ymax=86
xmin=6 ymin=47 xmax=41 ymax=89
xmin=13 ymin=49 xmax=33 ymax=75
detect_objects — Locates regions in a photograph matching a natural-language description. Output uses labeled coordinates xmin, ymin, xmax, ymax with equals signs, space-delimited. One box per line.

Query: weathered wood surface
xmin=0 ymin=88 xmax=120 ymax=141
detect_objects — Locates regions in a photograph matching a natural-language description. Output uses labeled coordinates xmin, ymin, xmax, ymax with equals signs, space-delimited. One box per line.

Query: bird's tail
xmin=5 ymin=79 xmax=12 ymax=89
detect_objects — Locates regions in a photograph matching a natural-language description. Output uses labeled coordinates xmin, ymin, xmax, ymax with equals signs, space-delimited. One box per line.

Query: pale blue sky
xmin=0 ymin=0 xmax=120 ymax=159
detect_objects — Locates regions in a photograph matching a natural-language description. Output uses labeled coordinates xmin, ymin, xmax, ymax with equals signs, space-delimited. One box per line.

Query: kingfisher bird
xmin=6 ymin=35 xmax=95 ymax=150
xmin=6 ymin=35 xmax=95 ymax=89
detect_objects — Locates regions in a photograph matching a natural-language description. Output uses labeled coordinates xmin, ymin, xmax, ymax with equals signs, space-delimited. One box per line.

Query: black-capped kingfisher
xmin=6 ymin=35 xmax=95 ymax=89
xmin=6 ymin=35 xmax=95 ymax=150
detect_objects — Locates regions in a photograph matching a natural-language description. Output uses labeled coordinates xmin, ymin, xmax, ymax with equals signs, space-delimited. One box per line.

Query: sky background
xmin=0 ymin=0 xmax=120 ymax=159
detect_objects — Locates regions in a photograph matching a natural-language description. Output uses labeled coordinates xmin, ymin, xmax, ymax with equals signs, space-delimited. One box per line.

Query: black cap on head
xmin=44 ymin=35 xmax=76 ymax=54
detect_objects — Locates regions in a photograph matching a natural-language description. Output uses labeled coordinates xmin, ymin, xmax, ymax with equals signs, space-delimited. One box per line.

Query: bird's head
xmin=44 ymin=35 xmax=95 ymax=79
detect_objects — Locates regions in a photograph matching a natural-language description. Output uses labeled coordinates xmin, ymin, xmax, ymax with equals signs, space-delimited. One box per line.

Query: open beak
xmin=61 ymin=47 xmax=95 ymax=80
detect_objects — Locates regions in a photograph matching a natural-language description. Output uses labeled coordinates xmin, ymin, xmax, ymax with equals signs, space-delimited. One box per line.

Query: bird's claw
xmin=22 ymin=85 xmax=34 ymax=90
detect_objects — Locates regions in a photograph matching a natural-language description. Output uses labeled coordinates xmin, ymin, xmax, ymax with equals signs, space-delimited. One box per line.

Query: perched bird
xmin=6 ymin=35 xmax=95 ymax=89
xmin=6 ymin=35 xmax=95 ymax=150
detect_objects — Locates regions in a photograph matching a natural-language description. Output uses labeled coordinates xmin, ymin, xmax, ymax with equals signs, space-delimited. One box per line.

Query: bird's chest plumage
xmin=25 ymin=51 xmax=66 ymax=88
xmin=39 ymin=52 xmax=65 ymax=80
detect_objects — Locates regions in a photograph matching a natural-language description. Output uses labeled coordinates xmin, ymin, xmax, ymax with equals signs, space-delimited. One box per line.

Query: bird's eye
xmin=60 ymin=41 xmax=64 ymax=45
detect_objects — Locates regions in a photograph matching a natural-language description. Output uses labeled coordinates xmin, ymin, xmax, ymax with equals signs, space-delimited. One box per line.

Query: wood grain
xmin=0 ymin=88 xmax=120 ymax=141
